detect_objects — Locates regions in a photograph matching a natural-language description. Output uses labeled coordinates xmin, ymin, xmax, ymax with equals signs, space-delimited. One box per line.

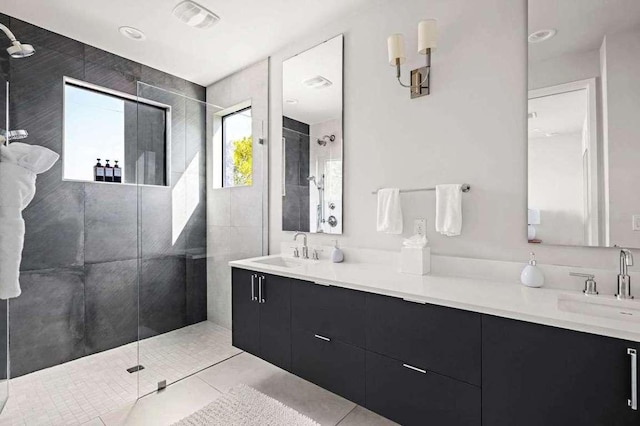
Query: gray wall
xmin=2 ymin=14 xmax=208 ymax=377
xmin=282 ymin=116 xmax=310 ymax=232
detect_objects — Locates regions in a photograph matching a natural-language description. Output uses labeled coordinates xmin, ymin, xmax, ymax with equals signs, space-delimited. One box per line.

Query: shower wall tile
xmin=21 ymin=182 xmax=85 ymax=271
xmin=84 ymin=260 xmax=138 ymax=354
xmin=140 ymin=65 xmax=187 ymax=95
xmin=84 ymin=61 xmax=137 ymax=96
xmin=230 ymin=226 xmax=263 ymax=259
xmin=230 ymin=186 xmax=263 ymax=228
xmin=139 ymin=256 xmax=187 ymax=339
xmin=283 ymin=116 xmax=309 ymax=135
xmin=9 ymin=17 xmax=85 ymax=60
xmin=184 ymin=81 xmax=207 ymax=102
xmin=84 ymin=183 xmax=138 ymax=264
xmin=186 ymin=256 xmax=207 ymax=325
xmin=139 ymin=180 xmax=185 ymax=258
xmin=185 ymin=97 xmax=206 ymax=172
xmin=10 ymin=268 xmax=85 ymax=377
xmin=9 ymin=46 xmax=84 ymax=154
xmin=84 ymin=46 xmax=142 ymax=78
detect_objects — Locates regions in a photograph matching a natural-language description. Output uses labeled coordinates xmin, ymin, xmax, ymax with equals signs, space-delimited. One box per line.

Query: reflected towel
xmin=435 ymin=184 xmax=463 ymax=236
xmin=377 ymin=188 xmax=403 ymax=234
xmin=0 ymin=142 xmax=59 ymax=299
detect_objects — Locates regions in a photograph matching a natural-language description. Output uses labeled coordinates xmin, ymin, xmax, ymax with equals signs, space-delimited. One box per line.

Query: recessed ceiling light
xmin=528 ymin=29 xmax=557 ymax=44
xmin=303 ymin=75 xmax=333 ymax=89
xmin=285 ymin=99 xmax=299 ymax=105
xmin=173 ymin=1 xmax=220 ymax=29
xmin=119 ymin=26 xmax=146 ymax=41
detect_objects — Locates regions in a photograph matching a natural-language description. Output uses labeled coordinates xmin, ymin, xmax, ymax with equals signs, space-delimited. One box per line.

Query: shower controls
xmin=327 ymin=216 xmax=338 ymax=228
xmin=94 ymin=159 xmax=105 ymax=182
xmin=104 ymin=160 xmax=114 ymax=182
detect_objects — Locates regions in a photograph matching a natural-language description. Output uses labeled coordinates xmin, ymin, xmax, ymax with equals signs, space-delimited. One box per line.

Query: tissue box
xmin=400 ymin=247 xmax=431 ymax=275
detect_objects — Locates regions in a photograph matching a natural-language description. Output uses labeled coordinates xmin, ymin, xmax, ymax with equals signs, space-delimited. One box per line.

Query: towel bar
xmin=371 ymin=184 xmax=470 ymax=195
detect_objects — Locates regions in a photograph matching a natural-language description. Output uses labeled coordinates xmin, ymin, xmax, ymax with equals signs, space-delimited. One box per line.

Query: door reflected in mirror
xmin=527 ymin=0 xmax=640 ymax=248
xmin=282 ymin=34 xmax=343 ymax=234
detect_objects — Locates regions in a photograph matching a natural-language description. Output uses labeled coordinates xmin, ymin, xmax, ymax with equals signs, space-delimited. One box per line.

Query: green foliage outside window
xmin=232 ymin=136 xmax=253 ymax=186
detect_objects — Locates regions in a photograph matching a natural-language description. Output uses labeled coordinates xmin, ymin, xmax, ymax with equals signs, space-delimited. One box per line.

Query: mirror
xmin=282 ymin=34 xmax=343 ymax=234
xmin=527 ymin=1 xmax=640 ymax=248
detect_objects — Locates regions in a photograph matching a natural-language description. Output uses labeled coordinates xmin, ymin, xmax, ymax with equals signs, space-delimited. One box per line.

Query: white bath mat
xmin=172 ymin=384 xmax=320 ymax=426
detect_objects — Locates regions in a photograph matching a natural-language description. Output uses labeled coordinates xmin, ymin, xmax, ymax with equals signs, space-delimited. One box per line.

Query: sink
xmin=252 ymin=256 xmax=308 ymax=269
xmin=558 ymin=294 xmax=640 ymax=324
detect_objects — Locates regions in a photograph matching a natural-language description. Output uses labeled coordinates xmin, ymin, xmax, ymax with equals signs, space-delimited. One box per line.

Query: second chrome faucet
xmin=617 ymin=249 xmax=634 ymax=300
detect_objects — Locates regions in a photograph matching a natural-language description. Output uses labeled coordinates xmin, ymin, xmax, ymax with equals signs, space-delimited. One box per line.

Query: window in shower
xmin=219 ymin=104 xmax=252 ymax=187
xmin=62 ymin=77 xmax=171 ymax=186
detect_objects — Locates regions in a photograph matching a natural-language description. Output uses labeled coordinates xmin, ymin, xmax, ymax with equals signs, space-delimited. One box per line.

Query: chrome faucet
xmin=617 ymin=249 xmax=634 ymax=300
xmin=293 ymin=232 xmax=309 ymax=259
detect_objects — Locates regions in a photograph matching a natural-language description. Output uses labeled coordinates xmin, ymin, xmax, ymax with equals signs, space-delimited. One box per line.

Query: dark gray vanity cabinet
xmin=231 ymin=268 xmax=293 ymax=371
xmin=290 ymin=282 xmax=367 ymax=405
xmin=482 ymin=315 xmax=640 ymax=426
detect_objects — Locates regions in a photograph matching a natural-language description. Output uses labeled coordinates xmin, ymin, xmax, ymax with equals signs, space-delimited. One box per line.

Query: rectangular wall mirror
xmin=282 ymin=34 xmax=343 ymax=234
xmin=527 ymin=1 xmax=640 ymax=248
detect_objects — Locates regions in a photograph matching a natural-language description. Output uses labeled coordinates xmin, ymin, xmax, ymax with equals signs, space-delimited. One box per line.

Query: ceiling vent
xmin=172 ymin=1 xmax=220 ymax=29
xmin=303 ymin=75 xmax=333 ymax=89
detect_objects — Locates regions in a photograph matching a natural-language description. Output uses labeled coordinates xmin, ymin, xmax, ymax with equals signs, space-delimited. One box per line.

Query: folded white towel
xmin=435 ymin=184 xmax=463 ymax=236
xmin=377 ymin=188 xmax=403 ymax=234
xmin=0 ymin=142 xmax=59 ymax=299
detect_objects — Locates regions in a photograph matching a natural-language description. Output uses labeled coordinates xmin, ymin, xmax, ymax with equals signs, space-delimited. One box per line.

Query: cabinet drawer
xmin=366 ymin=351 xmax=480 ymax=426
xmin=292 ymin=281 xmax=366 ymax=347
xmin=291 ymin=327 xmax=365 ymax=405
xmin=365 ymin=293 xmax=481 ymax=386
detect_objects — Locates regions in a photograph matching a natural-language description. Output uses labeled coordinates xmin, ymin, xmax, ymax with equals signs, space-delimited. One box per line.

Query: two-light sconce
xmin=387 ymin=19 xmax=437 ymax=99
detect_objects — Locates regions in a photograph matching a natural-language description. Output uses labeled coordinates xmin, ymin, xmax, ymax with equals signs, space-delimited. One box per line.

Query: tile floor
xmin=0 ymin=322 xmax=396 ymax=426
xmin=0 ymin=322 xmax=241 ymax=426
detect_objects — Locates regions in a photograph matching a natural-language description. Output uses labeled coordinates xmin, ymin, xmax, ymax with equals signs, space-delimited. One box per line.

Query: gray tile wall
xmin=3 ymin=14 xmax=208 ymax=377
xmin=283 ymin=118 xmax=310 ymax=232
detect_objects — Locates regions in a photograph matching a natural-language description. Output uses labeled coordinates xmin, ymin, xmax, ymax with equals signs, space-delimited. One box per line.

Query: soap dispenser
xmin=331 ymin=240 xmax=344 ymax=263
xmin=521 ymin=252 xmax=544 ymax=288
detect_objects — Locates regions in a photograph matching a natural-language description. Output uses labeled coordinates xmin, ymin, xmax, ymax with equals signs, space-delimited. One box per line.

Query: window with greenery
xmin=222 ymin=107 xmax=253 ymax=187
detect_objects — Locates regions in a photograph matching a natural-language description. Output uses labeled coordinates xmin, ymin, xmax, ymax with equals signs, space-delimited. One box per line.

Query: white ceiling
xmin=282 ymin=35 xmax=342 ymax=125
xmin=529 ymin=0 xmax=640 ymax=64
xmin=528 ymin=89 xmax=586 ymax=140
xmin=1 ymin=0 xmax=372 ymax=86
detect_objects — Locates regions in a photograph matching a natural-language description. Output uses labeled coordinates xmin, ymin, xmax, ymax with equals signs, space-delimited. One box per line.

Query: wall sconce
xmin=387 ymin=19 xmax=437 ymax=99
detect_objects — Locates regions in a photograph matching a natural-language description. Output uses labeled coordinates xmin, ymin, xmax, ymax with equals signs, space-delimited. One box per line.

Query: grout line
xmin=335 ymin=405 xmax=358 ymax=426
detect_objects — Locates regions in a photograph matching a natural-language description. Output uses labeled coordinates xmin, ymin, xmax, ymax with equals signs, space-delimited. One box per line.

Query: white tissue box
xmin=400 ymin=247 xmax=431 ymax=275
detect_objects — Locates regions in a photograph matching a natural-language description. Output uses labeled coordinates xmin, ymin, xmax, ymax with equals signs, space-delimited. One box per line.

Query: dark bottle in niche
xmin=94 ymin=159 xmax=105 ymax=182
xmin=113 ymin=160 xmax=122 ymax=183
xmin=104 ymin=159 xmax=114 ymax=182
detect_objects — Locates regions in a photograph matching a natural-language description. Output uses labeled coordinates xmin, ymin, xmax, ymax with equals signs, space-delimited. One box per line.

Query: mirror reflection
xmin=282 ymin=34 xmax=343 ymax=234
xmin=527 ymin=0 xmax=640 ymax=248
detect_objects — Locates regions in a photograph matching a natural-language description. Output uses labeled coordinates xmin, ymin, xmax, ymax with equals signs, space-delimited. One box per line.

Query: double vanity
xmin=230 ymin=250 xmax=640 ymax=426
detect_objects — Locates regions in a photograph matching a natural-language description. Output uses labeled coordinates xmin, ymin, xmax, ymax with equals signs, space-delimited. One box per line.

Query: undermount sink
xmin=252 ymin=256 xmax=308 ymax=268
xmin=558 ymin=293 xmax=640 ymax=324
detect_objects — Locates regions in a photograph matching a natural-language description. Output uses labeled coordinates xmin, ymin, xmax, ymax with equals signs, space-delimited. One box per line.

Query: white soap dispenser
xmin=331 ymin=240 xmax=344 ymax=263
xmin=521 ymin=252 xmax=544 ymax=288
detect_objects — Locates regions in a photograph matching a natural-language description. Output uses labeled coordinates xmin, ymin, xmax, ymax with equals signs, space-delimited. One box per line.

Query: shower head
xmin=0 ymin=23 xmax=36 ymax=58
xmin=317 ymin=134 xmax=336 ymax=146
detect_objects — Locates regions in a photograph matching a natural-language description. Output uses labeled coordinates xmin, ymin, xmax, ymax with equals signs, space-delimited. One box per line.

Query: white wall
xmin=602 ymin=29 xmax=640 ymax=248
xmin=528 ymin=49 xmax=600 ymax=90
xmin=528 ymin=133 xmax=585 ymax=245
xmin=206 ymin=59 xmax=269 ymax=329
xmin=268 ymin=0 xmax=635 ymax=271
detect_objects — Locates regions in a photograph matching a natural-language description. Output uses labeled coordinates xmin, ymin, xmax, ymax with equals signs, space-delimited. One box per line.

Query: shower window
xmin=62 ymin=77 xmax=171 ymax=186
xmin=221 ymin=105 xmax=252 ymax=187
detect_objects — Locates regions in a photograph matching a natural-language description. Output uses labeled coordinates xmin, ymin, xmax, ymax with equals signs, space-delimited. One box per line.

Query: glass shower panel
xmin=135 ymin=83 xmax=220 ymax=397
xmin=0 ymin=77 xmax=10 ymax=413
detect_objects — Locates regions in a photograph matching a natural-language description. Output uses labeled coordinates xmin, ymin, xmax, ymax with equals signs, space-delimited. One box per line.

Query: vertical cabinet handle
xmin=629 ymin=348 xmax=638 ymax=411
xmin=250 ymin=274 xmax=258 ymax=302
xmin=258 ymin=275 xmax=266 ymax=304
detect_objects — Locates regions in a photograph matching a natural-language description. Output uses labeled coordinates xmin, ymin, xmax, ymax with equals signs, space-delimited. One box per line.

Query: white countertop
xmin=230 ymin=254 xmax=640 ymax=343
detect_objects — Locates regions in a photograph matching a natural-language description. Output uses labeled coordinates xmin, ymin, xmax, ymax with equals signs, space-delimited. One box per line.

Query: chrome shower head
xmin=0 ymin=23 xmax=35 ymax=58
xmin=317 ymin=134 xmax=336 ymax=146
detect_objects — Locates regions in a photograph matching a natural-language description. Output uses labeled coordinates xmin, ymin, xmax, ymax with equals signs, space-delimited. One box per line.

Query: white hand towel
xmin=0 ymin=142 xmax=59 ymax=299
xmin=377 ymin=188 xmax=403 ymax=234
xmin=435 ymin=184 xmax=463 ymax=236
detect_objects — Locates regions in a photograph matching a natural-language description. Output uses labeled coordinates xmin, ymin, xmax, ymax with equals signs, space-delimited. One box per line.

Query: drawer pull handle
xmin=251 ymin=274 xmax=258 ymax=302
xmin=630 ymin=348 xmax=638 ymax=411
xmin=403 ymin=363 xmax=427 ymax=374
xmin=314 ymin=334 xmax=331 ymax=342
